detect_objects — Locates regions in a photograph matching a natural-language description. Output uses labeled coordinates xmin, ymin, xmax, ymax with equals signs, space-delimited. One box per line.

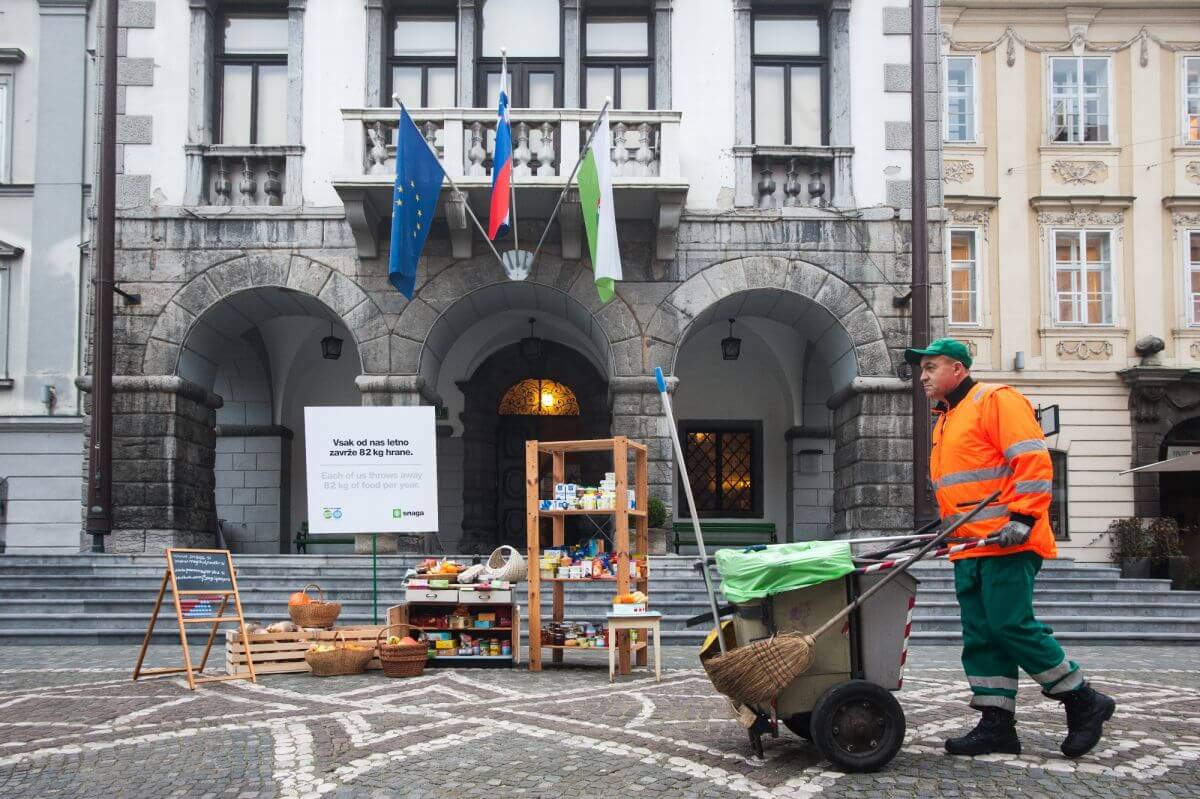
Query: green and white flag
xmin=577 ymin=108 xmax=621 ymax=303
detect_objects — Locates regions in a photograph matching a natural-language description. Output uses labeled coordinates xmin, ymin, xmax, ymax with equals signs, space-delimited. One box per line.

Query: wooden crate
xmin=225 ymin=626 xmax=386 ymax=676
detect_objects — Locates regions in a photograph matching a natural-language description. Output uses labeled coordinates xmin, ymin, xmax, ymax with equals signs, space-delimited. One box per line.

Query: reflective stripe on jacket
xmin=930 ymin=382 xmax=1057 ymax=560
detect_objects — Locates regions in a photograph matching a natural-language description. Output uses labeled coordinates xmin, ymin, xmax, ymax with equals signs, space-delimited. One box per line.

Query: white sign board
xmin=304 ymin=406 xmax=439 ymax=534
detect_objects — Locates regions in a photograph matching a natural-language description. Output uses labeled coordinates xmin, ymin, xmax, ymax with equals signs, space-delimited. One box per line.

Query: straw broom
xmin=703 ymin=490 xmax=1000 ymax=706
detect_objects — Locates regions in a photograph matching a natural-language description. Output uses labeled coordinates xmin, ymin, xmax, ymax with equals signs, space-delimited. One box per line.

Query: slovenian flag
xmin=487 ymin=72 xmax=512 ymax=240
xmin=578 ymin=106 xmax=621 ymax=303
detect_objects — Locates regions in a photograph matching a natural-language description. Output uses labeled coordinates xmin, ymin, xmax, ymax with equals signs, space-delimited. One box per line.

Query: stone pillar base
xmin=110 ymin=529 xmax=217 ymax=553
xmin=831 ymin=380 xmax=914 ymax=536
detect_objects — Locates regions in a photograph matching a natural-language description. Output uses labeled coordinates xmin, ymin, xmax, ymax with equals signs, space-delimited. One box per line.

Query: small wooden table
xmin=607 ymin=612 xmax=662 ymax=682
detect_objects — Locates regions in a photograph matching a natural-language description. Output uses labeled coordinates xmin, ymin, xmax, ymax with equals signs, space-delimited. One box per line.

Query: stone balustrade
xmin=343 ymin=107 xmax=682 ymax=182
xmin=185 ymin=144 xmax=305 ymax=207
xmin=749 ymin=147 xmax=855 ymax=210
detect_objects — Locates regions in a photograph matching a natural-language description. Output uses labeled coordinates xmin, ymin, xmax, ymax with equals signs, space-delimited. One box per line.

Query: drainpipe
xmin=86 ymin=0 xmax=118 ymax=553
xmin=909 ymin=0 xmax=936 ymax=528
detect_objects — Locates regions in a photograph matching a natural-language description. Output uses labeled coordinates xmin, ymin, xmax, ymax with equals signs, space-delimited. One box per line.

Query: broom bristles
xmin=704 ymin=633 xmax=816 ymax=706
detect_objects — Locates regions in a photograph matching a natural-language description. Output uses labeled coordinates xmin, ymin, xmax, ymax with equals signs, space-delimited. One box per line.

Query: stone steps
xmin=1 ymin=554 xmax=1197 ymax=645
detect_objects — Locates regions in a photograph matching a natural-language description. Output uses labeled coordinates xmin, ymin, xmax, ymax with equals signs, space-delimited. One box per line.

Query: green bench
xmin=672 ymin=521 xmax=777 ymax=554
xmin=293 ymin=523 xmax=355 ymax=554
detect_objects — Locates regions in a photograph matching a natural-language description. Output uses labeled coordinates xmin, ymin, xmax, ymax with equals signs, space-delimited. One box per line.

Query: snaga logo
xmin=322 ymin=508 xmax=343 ymax=520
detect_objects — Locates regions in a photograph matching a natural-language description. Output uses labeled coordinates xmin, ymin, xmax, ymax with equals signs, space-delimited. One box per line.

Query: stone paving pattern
xmin=0 ymin=645 xmax=1196 ymax=798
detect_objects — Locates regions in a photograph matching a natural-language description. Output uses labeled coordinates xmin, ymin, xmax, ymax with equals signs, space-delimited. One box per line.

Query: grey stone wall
xmin=833 ymin=389 xmax=914 ymax=534
xmin=215 ymin=433 xmax=284 ymax=554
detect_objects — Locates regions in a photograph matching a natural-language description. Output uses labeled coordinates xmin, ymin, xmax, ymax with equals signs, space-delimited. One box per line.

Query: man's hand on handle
xmin=996 ymin=520 xmax=1032 ymax=548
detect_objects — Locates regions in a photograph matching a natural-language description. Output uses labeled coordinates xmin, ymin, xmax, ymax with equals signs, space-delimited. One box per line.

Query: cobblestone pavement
xmin=0 ymin=645 xmax=1196 ymax=798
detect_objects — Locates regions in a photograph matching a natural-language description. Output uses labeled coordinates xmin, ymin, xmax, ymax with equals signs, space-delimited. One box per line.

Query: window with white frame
xmin=1049 ymin=56 xmax=1110 ymax=144
xmin=0 ymin=74 xmax=11 ymax=183
xmin=1189 ymin=231 xmax=1200 ymax=325
xmin=1185 ymin=57 xmax=1200 ymax=144
xmin=1053 ymin=229 xmax=1114 ymax=325
xmin=389 ymin=10 xmax=457 ymax=108
xmin=945 ymin=56 xmax=976 ymax=142
xmin=948 ymin=228 xmax=980 ymax=325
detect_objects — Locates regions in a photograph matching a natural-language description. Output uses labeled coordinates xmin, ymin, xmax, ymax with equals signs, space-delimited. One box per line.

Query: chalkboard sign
xmin=133 ymin=548 xmax=256 ymax=690
xmin=168 ymin=550 xmax=234 ymax=592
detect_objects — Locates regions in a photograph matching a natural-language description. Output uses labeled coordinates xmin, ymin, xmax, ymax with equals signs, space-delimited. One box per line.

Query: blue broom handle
xmin=655 ymin=367 xmax=727 ymax=654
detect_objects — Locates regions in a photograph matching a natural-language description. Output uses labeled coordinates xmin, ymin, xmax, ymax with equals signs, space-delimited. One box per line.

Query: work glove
xmin=996 ymin=520 xmax=1032 ymax=548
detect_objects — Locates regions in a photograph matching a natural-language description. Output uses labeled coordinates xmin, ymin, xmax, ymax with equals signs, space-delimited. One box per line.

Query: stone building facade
xmin=83 ymin=0 xmax=945 ymax=555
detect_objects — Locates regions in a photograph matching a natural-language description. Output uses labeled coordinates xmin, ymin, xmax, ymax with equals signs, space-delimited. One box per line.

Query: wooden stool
xmin=607 ymin=612 xmax=662 ymax=682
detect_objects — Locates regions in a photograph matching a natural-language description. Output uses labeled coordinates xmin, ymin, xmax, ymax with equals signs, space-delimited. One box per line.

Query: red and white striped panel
xmin=897 ymin=594 xmax=916 ymax=689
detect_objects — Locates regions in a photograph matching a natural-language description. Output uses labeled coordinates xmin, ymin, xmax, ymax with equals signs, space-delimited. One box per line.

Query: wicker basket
xmin=304 ymin=631 xmax=374 ymax=677
xmin=484 ymin=545 xmax=527 ymax=582
xmin=288 ymin=583 xmax=342 ymax=629
xmin=376 ymin=624 xmax=428 ymax=678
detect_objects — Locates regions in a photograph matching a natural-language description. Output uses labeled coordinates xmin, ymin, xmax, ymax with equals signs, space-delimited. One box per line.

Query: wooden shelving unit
xmin=388 ymin=601 xmax=520 ymax=668
xmin=526 ymin=436 xmax=649 ymax=674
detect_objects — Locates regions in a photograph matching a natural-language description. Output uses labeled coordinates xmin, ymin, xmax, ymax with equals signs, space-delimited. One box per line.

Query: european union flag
xmin=389 ymin=106 xmax=445 ymax=299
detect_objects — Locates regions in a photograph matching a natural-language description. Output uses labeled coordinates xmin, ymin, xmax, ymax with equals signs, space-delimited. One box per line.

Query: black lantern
xmin=721 ymin=317 xmax=741 ymax=361
xmin=321 ymin=321 xmax=343 ymax=360
xmin=520 ymin=317 xmax=543 ymax=363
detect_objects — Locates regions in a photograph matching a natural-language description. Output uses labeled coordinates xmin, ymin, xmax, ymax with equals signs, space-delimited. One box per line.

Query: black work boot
xmin=944 ymin=707 xmax=1021 ymax=756
xmin=1052 ymin=682 xmax=1116 ymax=758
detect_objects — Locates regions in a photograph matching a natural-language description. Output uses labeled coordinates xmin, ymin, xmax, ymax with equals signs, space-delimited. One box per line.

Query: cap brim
xmin=904 ymin=348 xmax=935 ymax=365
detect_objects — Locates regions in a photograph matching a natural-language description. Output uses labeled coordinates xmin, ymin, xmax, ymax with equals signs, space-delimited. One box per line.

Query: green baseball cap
xmin=904 ymin=337 xmax=973 ymax=368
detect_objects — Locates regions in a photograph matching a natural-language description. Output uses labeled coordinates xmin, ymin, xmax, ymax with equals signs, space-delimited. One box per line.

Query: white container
xmin=405 ymin=586 xmax=458 ymax=603
xmin=459 ymin=588 xmax=512 ymax=604
xmin=610 ymin=602 xmax=648 ymax=616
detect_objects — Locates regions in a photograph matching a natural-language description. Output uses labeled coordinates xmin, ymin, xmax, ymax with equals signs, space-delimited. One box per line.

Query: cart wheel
xmin=809 ymin=680 xmax=905 ymax=773
xmin=783 ymin=713 xmax=812 ymax=740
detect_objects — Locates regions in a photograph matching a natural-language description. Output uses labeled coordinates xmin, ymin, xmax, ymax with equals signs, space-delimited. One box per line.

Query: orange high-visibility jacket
xmin=930 ymin=380 xmax=1057 ymax=560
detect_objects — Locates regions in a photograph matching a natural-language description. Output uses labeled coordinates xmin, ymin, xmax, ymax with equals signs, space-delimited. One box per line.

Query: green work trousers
xmin=954 ymin=551 xmax=1083 ymax=712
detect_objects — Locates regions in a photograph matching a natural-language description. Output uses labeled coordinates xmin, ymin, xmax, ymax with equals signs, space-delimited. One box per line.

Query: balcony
xmin=332 ymin=108 xmax=688 ymax=261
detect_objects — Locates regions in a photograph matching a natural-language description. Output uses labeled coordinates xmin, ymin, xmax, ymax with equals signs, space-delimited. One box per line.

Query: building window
xmin=678 ymin=422 xmax=762 ymax=518
xmin=945 ymin=56 xmax=976 ymax=143
xmin=583 ymin=13 xmax=652 ymax=110
xmin=498 ymin=378 xmax=579 ymax=416
xmin=1053 ymin=229 xmax=1114 ymax=326
xmin=752 ymin=14 xmax=825 ymax=146
xmin=948 ymin=228 xmax=980 ymax=325
xmin=217 ymin=12 xmax=288 ymax=145
xmin=1049 ymin=56 xmax=1110 ymax=144
xmin=1049 ymin=449 xmax=1069 ymax=540
xmin=1189 ymin=231 xmax=1200 ymax=325
xmin=477 ymin=0 xmax=562 ymax=108
xmin=389 ymin=11 xmax=457 ymax=108
xmin=1186 ymin=57 xmax=1200 ymax=143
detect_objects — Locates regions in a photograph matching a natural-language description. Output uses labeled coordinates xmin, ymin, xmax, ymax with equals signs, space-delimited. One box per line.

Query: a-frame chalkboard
xmin=133 ymin=548 xmax=257 ymax=689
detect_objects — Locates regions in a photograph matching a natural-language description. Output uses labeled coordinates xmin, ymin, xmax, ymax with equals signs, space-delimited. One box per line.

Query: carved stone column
xmin=731 ymin=0 xmax=754 ymax=207
xmin=285 ymin=0 xmax=306 ymax=204
xmin=364 ymin=0 xmax=384 ymax=106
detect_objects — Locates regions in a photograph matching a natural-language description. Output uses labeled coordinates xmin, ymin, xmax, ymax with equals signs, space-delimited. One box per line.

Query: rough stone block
xmin=152 ymin=302 xmax=195 ymax=345
xmin=287 ymin=255 xmax=333 ymax=297
xmin=232 ymin=487 xmax=255 ymax=505
xmin=385 ymin=335 xmax=416 ymax=374
xmin=245 ymin=470 xmax=280 ymax=489
xmin=886 ymin=180 xmax=912 ymax=210
xmin=784 ymin=261 xmax=829 ymax=300
xmin=882 ymin=6 xmax=910 ymax=35
xmin=883 ymin=64 xmax=911 ymax=93
xmin=117 ymin=57 xmax=154 ymax=87
xmin=256 ymin=451 xmax=281 ymax=470
xmin=668 ymin=274 xmax=717 ymax=318
xmin=596 ymin=299 xmax=641 ymax=343
xmin=116 ymin=174 xmax=150 ymax=208
xmin=319 ymin=270 xmax=370 ymax=317
xmin=701 ymin=259 xmax=749 ymax=299
xmin=741 ymin=255 xmax=789 ymax=290
xmin=119 ymin=0 xmax=156 ymax=28
xmin=232 ymin=453 xmax=257 ymax=471
xmin=885 ymin=121 xmax=911 ymax=151
xmin=116 ymin=115 xmax=153 ymax=144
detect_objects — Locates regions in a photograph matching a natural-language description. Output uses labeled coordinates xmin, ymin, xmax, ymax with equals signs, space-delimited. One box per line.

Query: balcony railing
xmin=184 ymin=144 xmax=305 ymax=207
xmin=739 ymin=145 xmax=855 ymax=210
xmin=334 ymin=107 xmax=688 ymax=260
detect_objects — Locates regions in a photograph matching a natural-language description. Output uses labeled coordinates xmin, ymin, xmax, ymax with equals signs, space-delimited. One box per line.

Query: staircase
xmin=0 ymin=554 xmax=1198 ymax=645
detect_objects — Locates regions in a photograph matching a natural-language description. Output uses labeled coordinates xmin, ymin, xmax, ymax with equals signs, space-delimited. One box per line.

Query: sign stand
xmin=133 ymin=548 xmax=257 ymax=690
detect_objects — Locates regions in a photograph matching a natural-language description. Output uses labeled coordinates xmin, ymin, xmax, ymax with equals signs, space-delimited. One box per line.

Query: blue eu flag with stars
xmin=389 ymin=106 xmax=445 ymax=299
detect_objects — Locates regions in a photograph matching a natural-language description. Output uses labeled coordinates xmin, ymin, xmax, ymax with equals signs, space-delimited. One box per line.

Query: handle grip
xmin=654 ymin=366 xmax=667 ymax=393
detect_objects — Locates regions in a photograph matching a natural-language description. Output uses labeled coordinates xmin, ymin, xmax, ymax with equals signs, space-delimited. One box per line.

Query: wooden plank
xmin=527 ymin=439 xmax=543 ymax=673
xmin=539 ymin=509 xmax=647 ymax=517
xmin=635 ymin=446 xmax=649 ymax=669
xmin=552 ymin=449 xmax=565 ymax=666
xmin=536 ymin=439 xmax=618 ymax=453
xmin=614 ymin=436 xmax=631 ymax=676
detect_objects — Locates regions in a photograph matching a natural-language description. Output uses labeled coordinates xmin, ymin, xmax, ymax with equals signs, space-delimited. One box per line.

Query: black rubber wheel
xmin=784 ymin=713 xmax=812 ymax=740
xmin=809 ymin=680 xmax=905 ymax=773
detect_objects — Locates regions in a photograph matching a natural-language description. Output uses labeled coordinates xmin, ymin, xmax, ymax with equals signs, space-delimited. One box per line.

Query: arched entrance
xmin=177 ymin=286 xmax=361 ymax=553
xmin=458 ymin=340 xmax=611 ymax=550
xmin=671 ymin=287 xmax=857 ymax=543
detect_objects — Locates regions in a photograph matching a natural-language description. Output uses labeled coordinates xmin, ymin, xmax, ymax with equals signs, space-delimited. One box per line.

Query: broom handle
xmin=807 ymin=489 xmax=1001 ymax=642
xmin=655 ymin=367 xmax=728 ymax=654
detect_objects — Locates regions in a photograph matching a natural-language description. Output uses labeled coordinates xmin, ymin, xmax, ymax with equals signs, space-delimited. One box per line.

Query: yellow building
xmin=940 ymin=1 xmax=1200 ymax=561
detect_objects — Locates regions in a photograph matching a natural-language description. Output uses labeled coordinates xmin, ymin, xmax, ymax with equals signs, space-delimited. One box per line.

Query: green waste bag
xmin=715 ymin=541 xmax=854 ymax=604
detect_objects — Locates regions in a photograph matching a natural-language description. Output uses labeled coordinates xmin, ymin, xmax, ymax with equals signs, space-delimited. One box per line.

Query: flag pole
xmin=393 ymin=96 xmax=506 ymax=269
xmin=528 ymin=98 xmax=611 ymax=271
xmin=502 ymin=48 xmax=519 ymax=252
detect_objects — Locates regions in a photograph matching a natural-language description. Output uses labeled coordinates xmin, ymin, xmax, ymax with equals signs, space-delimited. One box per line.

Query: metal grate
xmin=683 ymin=429 xmax=755 ymax=515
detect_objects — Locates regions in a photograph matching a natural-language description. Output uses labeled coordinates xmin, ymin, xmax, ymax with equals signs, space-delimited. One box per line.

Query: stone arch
xmin=400 ymin=257 xmax=643 ymax=381
xmin=141 ymin=253 xmax=389 ymax=376
xmin=645 ymin=255 xmax=891 ymax=386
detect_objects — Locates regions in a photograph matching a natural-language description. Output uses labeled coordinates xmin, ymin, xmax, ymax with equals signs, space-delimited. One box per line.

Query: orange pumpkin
xmin=288 ymin=591 xmax=311 ymax=606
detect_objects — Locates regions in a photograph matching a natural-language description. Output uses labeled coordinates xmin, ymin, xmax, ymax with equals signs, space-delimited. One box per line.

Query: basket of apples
xmin=304 ymin=631 xmax=373 ymax=677
xmin=376 ymin=624 xmax=428 ymax=678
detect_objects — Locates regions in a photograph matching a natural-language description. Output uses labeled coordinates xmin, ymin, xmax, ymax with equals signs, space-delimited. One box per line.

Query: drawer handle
xmin=477 ymin=593 xmax=491 ymax=600
xmin=425 ymin=592 xmax=438 ymax=599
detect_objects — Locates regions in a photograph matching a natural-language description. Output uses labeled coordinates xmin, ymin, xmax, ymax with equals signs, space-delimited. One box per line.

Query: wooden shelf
xmin=535 ymin=438 xmax=647 ymax=454
xmin=542 ymin=576 xmax=617 ymax=582
xmin=410 ymin=626 xmax=512 ymax=632
xmin=429 ymin=655 xmax=513 ymax=660
xmin=540 ymin=642 xmax=647 ymax=652
xmin=538 ymin=508 xmax=646 ymax=517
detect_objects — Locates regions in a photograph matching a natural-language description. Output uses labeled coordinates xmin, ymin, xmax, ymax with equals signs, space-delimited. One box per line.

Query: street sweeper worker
xmin=904 ymin=338 xmax=1115 ymax=758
